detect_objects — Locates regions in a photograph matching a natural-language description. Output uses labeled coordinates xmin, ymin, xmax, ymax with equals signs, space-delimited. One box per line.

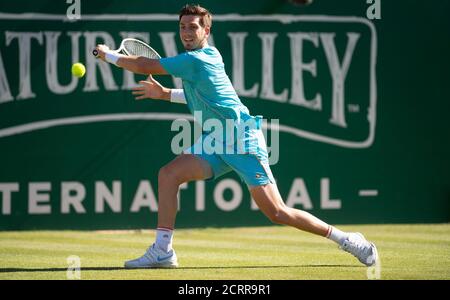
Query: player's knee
xmin=266 ymin=207 xmax=289 ymax=225
xmin=158 ymin=165 xmax=181 ymax=187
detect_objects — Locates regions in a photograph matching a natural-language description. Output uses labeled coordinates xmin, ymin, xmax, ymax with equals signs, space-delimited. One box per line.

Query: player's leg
xmin=250 ymin=183 xmax=330 ymax=236
xmin=224 ymin=123 xmax=378 ymax=266
xmin=250 ymin=183 xmax=378 ymax=266
xmin=155 ymin=133 xmax=231 ymax=252
xmin=222 ymin=153 xmax=331 ymax=236
xmin=125 ymin=130 xmax=234 ymax=269
xmin=124 ymin=153 xmax=213 ymax=269
xmin=157 ymin=153 xmax=213 ymax=230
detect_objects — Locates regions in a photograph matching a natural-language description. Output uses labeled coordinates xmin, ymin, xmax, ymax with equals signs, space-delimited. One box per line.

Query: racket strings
xmin=123 ymin=40 xmax=160 ymax=59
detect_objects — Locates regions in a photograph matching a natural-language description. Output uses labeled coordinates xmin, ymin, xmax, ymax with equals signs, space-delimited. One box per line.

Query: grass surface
xmin=0 ymin=224 xmax=449 ymax=280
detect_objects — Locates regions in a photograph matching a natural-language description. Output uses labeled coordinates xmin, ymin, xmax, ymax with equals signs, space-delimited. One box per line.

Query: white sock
xmin=155 ymin=227 xmax=173 ymax=252
xmin=326 ymin=226 xmax=349 ymax=246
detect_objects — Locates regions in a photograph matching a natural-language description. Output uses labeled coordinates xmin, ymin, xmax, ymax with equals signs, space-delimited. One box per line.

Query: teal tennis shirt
xmin=159 ymin=46 xmax=256 ymax=144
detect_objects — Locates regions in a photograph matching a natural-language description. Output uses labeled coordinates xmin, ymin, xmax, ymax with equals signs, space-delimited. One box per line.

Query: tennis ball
xmin=71 ymin=62 xmax=86 ymax=78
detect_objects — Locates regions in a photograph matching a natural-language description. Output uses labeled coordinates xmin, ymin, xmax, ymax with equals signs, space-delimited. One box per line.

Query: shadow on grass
xmin=0 ymin=264 xmax=361 ymax=273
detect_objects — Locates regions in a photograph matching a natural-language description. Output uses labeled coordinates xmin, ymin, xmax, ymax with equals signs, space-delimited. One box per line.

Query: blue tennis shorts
xmin=183 ymin=125 xmax=275 ymax=187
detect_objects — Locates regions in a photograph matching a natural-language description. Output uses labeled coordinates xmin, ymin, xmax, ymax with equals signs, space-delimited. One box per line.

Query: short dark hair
xmin=179 ymin=4 xmax=212 ymax=28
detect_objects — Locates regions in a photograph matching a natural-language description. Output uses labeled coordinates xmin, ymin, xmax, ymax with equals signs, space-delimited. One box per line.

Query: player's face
xmin=179 ymin=15 xmax=210 ymax=50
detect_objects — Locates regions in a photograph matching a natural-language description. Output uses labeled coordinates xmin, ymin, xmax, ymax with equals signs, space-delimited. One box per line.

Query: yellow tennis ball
xmin=71 ymin=62 xmax=86 ymax=78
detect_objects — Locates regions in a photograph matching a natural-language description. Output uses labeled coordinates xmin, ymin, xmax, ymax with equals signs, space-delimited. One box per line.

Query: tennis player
xmin=94 ymin=4 xmax=378 ymax=269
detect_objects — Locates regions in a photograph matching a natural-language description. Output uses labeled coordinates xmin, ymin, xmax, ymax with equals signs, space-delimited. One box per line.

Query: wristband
xmin=105 ymin=51 xmax=125 ymax=66
xmin=170 ymin=89 xmax=187 ymax=104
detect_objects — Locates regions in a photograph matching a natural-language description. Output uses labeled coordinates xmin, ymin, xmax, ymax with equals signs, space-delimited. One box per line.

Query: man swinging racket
xmin=94 ymin=4 xmax=378 ymax=269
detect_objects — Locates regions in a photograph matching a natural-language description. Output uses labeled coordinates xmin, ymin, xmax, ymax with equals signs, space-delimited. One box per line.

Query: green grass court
xmin=0 ymin=224 xmax=449 ymax=280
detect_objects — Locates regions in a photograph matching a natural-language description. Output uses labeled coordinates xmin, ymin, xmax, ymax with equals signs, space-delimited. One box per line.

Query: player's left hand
xmin=132 ymin=75 xmax=169 ymax=101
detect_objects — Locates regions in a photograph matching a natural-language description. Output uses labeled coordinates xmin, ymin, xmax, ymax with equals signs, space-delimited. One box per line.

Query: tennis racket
xmin=92 ymin=38 xmax=161 ymax=59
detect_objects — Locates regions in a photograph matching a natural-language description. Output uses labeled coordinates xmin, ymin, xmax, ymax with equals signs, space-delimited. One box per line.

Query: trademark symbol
xmin=348 ymin=104 xmax=360 ymax=113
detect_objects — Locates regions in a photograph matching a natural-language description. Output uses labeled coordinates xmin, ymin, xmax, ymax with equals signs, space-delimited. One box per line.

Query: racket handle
xmin=92 ymin=49 xmax=98 ymax=57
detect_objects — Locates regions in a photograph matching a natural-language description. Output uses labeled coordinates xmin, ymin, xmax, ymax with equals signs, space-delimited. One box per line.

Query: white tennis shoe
xmin=124 ymin=244 xmax=178 ymax=268
xmin=340 ymin=232 xmax=379 ymax=266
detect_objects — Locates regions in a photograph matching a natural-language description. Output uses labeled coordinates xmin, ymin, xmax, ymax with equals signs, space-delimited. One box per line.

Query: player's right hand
xmin=94 ymin=44 xmax=109 ymax=61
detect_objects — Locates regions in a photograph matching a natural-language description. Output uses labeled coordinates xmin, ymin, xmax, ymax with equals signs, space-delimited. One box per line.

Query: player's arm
xmin=95 ymin=44 xmax=168 ymax=75
xmin=118 ymin=56 xmax=168 ymax=75
xmin=132 ymin=75 xmax=187 ymax=104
